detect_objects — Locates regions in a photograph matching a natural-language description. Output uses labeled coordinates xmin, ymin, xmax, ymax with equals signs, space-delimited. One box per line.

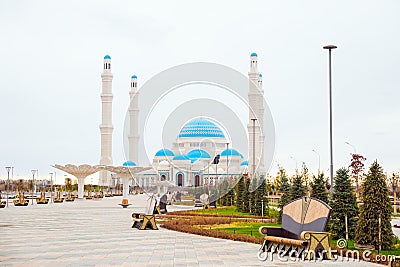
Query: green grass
xmin=192 ymin=206 xmax=279 ymax=219
xmin=193 ymin=206 xmax=255 ymax=216
xmin=211 ymin=222 xmax=280 ymax=238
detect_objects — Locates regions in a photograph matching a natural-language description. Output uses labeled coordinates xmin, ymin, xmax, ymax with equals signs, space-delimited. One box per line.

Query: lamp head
xmin=323 ymin=45 xmax=337 ymax=50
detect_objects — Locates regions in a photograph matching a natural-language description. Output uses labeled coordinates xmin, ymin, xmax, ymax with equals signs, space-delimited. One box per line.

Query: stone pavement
xmin=0 ymin=194 xmax=379 ymax=266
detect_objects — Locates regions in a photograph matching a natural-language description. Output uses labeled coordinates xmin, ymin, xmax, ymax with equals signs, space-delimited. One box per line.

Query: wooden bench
xmin=131 ymin=195 xmax=158 ymax=230
xmin=259 ymin=197 xmax=332 ymax=260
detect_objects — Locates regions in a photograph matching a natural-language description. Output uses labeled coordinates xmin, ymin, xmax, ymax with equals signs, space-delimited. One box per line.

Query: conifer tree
xmin=243 ymin=178 xmax=251 ymax=212
xmin=290 ymin=173 xmax=306 ymax=200
xmin=277 ymin=168 xmax=291 ymax=222
xmin=311 ymin=173 xmax=329 ymax=204
xmin=235 ymin=175 xmax=245 ymax=212
xmin=355 ymin=161 xmax=393 ymax=249
xmin=253 ymin=176 xmax=268 ymax=216
xmin=330 ymin=168 xmax=358 ymax=240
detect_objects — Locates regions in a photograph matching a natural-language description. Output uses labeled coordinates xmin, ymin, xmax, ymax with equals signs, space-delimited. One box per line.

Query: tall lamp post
xmin=31 ymin=169 xmax=37 ymax=205
xmin=5 ymin=167 xmax=12 ymax=208
xmin=312 ymin=150 xmax=321 ymax=176
xmin=226 ymin=142 xmax=229 ymax=180
xmin=323 ymin=44 xmax=337 ymax=194
xmin=49 ymin=172 xmax=53 ymax=203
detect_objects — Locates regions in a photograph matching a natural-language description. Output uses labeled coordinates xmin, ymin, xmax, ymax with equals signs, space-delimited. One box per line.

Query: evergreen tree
xmin=235 ymin=176 xmax=245 ymax=212
xmin=252 ymin=176 xmax=268 ymax=216
xmin=311 ymin=173 xmax=329 ymax=204
xmin=330 ymin=168 xmax=358 ymax=240
xmin=355 ymin=161 xmax=393 ymax=249
xmin=243 ymin=178 xmax=251 ymax=212
xmin=277 ymin=168 xmax=291 ymax=223
xmin=219 ymin=179 xmax=229 ymax=206
xmin=290 ymin=174 xmax=306 ymax=200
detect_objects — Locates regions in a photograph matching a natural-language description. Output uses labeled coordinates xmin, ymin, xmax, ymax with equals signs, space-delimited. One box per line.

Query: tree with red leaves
xmin=349 ymin=153 xmax=366 ymax=198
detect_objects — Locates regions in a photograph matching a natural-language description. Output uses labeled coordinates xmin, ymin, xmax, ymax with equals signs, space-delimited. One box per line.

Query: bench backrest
xmin=281 ymin=197 xmax=331 ymax=239
xmin=145 ymin=195 xmax=157 ymax=215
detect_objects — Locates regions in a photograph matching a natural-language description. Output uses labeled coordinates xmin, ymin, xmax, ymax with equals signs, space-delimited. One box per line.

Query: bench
xmin=131 ymin=195 xmax=159 ymax=230
xmin=259 ymin=197 xmax=332 ymax=260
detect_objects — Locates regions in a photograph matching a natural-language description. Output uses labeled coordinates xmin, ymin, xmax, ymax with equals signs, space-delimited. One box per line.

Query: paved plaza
xmin=0 ymin=195 xmax=380 ymax=266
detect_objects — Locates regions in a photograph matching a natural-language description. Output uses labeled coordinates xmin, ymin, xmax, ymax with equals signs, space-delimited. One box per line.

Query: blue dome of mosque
xmin=131 ymin=75 xmax=137 ymax=79
xmin=178 ymin=119 xmax=225 ymax=138
xmin=251 ymin=52 xmax=258 ymax=57
xmin=221 ymin=148 xmax=244 ymax=158
xmin=187 ymin=149 xmax=211 ymax=160
xmin=155 ymin=149 xmax=174 ymax=157
xmin=240 ymin=160 xmax=248 ymax=166
xmin=122 ymin=160 xmax=136 ymax=166
xmin=104 ymin=55 xmax=111 ymax=59
xmin=172 ymin=154 xmax=190 ymax=161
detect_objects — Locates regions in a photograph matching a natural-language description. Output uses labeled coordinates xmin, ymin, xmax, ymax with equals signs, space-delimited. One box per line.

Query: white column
xmin=128 ymin=75 xmax=139 ymax=164
xmin=248 ymin=53 xmax=265 ymax=176
xmin=77 ymin=177 xmax=85 ymax=199
xmin=99 ymin=55 xmax=114 ymax=185
xmin=122 ymin=176 xmax=130 ymax=201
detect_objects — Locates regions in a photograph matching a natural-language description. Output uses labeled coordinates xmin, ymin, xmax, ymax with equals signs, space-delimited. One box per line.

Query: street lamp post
xmin=323 ymin=44 xmax=337 ymax=194
xmin=49 ymin=172 xmax=53 ymax=203
xmin=226 ymin=142 xmax=229 ymax=180
xmin=5 ymin=167 xmax=12 ymax=208
xmin=312 ymin=150 xmax=321 ymax=176
xmin=345 ymin=141 xmax=356 ymax=154
xmin=31 ymin=169 xmax=37 ymax=205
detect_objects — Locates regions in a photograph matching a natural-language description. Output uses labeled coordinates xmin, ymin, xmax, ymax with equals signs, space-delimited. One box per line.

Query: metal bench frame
xmin=132 ymin=195 xmax=159 ymax=230
xmin=259 ymin=197 xmax=332 ymax=260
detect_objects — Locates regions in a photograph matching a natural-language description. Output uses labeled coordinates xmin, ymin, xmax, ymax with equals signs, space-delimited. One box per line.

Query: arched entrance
xmin=177 ymin=173 xmax=183 ymax=187
xmin=161 ymin=175 xmax=166 ymax=181
xmin=194 ymin=175 xmax=200 ymax=187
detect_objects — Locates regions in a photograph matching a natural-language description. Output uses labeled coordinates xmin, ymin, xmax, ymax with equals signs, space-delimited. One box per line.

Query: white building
xmin=99 ymin=53 xmax=265 ymax=188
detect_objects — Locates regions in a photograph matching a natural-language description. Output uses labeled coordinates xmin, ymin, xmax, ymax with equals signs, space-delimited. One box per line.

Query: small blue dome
xmin=155 ymin=149 xmax=174 ymax=157
xmin=240 ymin=160 xmax=248 ymax=166
xmin=178 ymin=119 xmax=225 ymax=138
xmin=104 ymin=55 xmax=111 ymax=59
xmin=259 ymin=73 xmax=262 ymax=77
xmin=173 ymin=154 xmax=190 ymax=161
xmin=122 ymin=160 xmax=136 ymax=166
xmin=187 ymin=149 xmax=211 ymax=160
xmin=250 ymin=52 xmax=257 ymax=57
xmin=221 ymin=148 xmax=243 ymax=158
xmin=131 ymin=75 xmax=137 ymax=79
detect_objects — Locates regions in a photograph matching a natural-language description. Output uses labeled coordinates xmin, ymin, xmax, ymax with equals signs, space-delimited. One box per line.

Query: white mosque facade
xmin=99 ymin=53 xmax=265 ymax=188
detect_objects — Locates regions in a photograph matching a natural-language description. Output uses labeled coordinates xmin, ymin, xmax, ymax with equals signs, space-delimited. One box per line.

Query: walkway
xmin=0 ymin=195 xmax=379 ymax=266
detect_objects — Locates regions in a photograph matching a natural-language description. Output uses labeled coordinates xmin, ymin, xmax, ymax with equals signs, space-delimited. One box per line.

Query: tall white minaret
xmin=128 ymin=75 xmax=139 ymax=164
xmin=248 ymin=52 xmax=265 ymax=177
xmin=99 ymin=55 xmax=114 ymax=185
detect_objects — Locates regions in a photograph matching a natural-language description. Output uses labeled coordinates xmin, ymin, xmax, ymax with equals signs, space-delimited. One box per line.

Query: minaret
xmin=99 ymin=55 xmax=114 ymax=185
xmin=128 ymin=75 xmax=139 ymax=164
xmin=248 ymin=52 xmax=265 ymax=177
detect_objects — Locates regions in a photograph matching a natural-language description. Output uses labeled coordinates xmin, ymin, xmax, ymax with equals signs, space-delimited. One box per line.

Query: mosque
xmin=98 ymin=53 xmax=265 ymax=189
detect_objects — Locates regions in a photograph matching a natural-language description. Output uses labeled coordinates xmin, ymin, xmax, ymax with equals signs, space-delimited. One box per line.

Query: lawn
xmin=190 ymin=206 xmax=279 ymax=219
xmin=209 ymin=222 xmax=280 ymax=238
xmin=192 ymin=206 xmax=254 ymax=216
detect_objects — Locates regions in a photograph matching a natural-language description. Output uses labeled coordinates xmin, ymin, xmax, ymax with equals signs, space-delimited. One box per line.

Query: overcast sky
xmin=1 ymin=0 xmax=399 ymax=182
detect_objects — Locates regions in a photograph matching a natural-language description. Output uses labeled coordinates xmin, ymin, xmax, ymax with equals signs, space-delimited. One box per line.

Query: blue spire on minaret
xmin=251 ymin=52 xmax=258 ymax=57
xmin=131 ymin=75 xmax=137 ymax=79
xmin=104 ymin=55 xmax=111 ymax=59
